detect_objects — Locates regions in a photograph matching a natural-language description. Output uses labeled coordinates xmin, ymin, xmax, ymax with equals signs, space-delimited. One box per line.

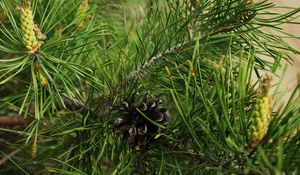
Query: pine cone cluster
xmin=248 ymin=76 xmax=272 ymax=148
xmin=111 ymin=91 xmax=170 ymax=148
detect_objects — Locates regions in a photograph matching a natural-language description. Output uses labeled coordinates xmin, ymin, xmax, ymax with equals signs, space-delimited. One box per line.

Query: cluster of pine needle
xmin=0 ymin=0 xmax=300 ymax=174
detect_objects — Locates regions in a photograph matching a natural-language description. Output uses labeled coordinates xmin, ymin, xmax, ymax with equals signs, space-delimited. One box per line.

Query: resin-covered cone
xmin=111 ymin=91 xmax=170 ymax=148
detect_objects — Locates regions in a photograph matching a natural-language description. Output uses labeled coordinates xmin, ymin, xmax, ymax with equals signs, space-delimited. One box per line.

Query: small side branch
xmin=118 ymin=31 xmax=212 ymax=91
xmin=0 ymin=116 xmax=32 ymax=126
xmin=0 ymin=140 xmax=32 ymax=166
xmin=125 ymin=40 xmax=191 ymax=83
xmin=61 ymin=93 xmax=88 ymax=111
xmin=0 ymin=147 xmax=22 ymax=166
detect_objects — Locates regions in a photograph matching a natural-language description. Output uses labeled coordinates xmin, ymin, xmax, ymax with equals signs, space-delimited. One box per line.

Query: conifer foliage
xmin=0 ymin=0 xmax=299 ymax=174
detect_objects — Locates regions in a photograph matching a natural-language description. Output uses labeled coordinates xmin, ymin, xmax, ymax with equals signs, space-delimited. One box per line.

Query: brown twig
xmin=0 ymin=116 xmax=32 ymax=126
xmin=61 ymin=93 xmax=88 ymax=111
xmin=0 ymin=145 xmax=24 ymax=166
xmin=0 ymin=139 xmax=33 ymax=166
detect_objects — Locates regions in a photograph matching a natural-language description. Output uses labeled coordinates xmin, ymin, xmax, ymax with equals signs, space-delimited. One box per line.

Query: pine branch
xmin=110 ymin=40 xmax=191 ymax=94
xmin=113 ymin=29 xmax=213 ymax=93
xmin=0 ymin=94 xmax=85 ymax=127
xmin=125 ymin=40 xmax=191 ymax=83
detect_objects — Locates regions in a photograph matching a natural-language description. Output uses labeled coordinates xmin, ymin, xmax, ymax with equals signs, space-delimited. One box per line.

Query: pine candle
xmin=75 ymin=0 xmax=89 ymax=29
xmin=249 ymin=76 xmax=272 ymax=148
xmin=18 ymin=0 xmax=41 ymax=53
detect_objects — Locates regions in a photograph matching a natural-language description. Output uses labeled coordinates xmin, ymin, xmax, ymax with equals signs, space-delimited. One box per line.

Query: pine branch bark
xmin=125 ymin=40 xmax=191 ymax=82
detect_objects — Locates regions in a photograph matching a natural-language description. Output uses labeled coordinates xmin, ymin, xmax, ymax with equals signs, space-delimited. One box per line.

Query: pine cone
xmin=248 ymin=76 xmax=272 ymax=148
xmin=111 ymin=91 xmax=170 ymax=148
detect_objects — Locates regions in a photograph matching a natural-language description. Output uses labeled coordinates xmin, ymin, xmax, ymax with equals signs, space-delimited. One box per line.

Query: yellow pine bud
xmin=31 ymin=142 xmax=37 ymax=158
xmin=19 ymin=1 xmax=40 ymax=54
xmin=39 ymin=72 xmax=47 ymax=88
xmin=0 ymin=10 xmax=6 ymax=22
xmin=75 ymin=0 xmax=89 ymax=29
xmin=188 ymin=61 xmax=195 ymax=76
xmin=249 ymin=76 xmax=272 ymax=148
xmin=52 ymin=23 xmax=62 ymax=40
xmin=76 ymin=0 xmax=89 ymax=17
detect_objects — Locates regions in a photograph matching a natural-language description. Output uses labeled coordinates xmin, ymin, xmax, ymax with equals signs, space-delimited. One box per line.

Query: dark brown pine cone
xmin=110 ymin=91 xmax=170 ymax=148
